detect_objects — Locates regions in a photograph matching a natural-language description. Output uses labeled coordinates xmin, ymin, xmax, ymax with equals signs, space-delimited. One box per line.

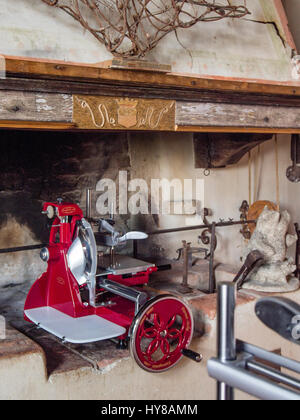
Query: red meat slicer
xmin=24 ymin=199 xmax=201 ymax=372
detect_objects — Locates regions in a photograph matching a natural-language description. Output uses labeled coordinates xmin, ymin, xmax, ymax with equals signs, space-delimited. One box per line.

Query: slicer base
xmin=25 ymin=307 xmax=126 ymax=344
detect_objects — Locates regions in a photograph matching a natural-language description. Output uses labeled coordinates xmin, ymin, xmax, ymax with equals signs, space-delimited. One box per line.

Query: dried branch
xmin=41 ymin=0 xmax=250 ymax=58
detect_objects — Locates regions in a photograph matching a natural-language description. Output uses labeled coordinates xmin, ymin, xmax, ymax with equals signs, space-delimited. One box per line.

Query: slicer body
xmin=24 ymin=201 xmax=197 ymax=372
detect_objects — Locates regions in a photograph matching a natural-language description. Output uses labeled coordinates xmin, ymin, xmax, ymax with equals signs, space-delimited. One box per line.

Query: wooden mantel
xmin=1 ymin=55 xmax=300 ymax=133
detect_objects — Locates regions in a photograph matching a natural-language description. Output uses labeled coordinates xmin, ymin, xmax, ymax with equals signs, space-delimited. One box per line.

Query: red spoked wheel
xmin=129 ymin=294 xmax=194 ymax=373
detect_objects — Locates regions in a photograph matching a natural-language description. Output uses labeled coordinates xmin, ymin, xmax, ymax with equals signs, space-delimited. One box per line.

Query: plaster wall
xmin=129 ymin=133 xmax=299 ymax=269
xmin=283 ymin=0 xmax=300 ymax=52
xmin=0 ymin=0 xmax=295 ymax=81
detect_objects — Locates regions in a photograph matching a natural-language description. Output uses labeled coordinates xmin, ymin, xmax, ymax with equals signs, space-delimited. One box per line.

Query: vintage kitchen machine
xmin=24 ymin=192 xmax=201 ymax=372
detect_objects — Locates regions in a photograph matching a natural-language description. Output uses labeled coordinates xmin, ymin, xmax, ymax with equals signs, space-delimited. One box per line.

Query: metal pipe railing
xmin=208 ymin=282 xmax=300 ymax=401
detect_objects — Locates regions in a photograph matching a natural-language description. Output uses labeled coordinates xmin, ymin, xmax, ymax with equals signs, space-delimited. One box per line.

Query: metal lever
xmin=181 ymin=348 xmax=203 ymax=363
xmin=100 ymin=220 xmax=148 ymax=245
xmin=233 ymin=250 xmax=264 ymax=290
xmin=118 ymin=231 xmax=148 ymax=243
xmin=256 ymin=297 xmax=300 ymax=345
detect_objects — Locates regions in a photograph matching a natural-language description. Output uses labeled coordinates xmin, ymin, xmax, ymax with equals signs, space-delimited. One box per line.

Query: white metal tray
xmin=25 ymin=306 xmax=126 ymax=344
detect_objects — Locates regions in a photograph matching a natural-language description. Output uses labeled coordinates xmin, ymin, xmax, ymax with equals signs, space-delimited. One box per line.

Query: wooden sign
xmin=73 ymin=95 xmax=175 ymax=131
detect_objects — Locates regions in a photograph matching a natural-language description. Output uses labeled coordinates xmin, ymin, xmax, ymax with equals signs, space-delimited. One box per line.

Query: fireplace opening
xmin=0 ymin=126 xmax=297 ymax=378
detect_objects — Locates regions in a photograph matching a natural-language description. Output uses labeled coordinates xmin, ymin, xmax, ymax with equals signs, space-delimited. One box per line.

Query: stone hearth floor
xmin=0 ymin=260 xmax=296 ymax=380
xmin=0 ymin=281 xmax=131 ymax=377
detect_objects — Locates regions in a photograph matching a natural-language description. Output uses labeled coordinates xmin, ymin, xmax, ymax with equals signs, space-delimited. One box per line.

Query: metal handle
xmin=181 ymin=348 xmax=203 ymax=363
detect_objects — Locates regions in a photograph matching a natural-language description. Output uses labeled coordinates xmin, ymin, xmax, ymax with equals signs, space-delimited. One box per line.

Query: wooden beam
xmin=193 ymin=133 xmax=273 ymax=168
xmin=1 ymin=77 xmax=300 ymax=107
xmin=0 ymin=120 xmax=75 ymax=130
xmin=176 ymin=102 xmax=300 ymax=130
xmin=3 ymin=55 xmax=300 ymax=98
xmin=176 ymin=126 xmax=300 ymax=134
xmin=0 ymin=91 xmax=72 ymax=122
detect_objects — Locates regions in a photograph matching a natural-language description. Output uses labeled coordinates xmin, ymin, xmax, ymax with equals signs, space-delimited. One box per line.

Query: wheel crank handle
xmin=181 ymin=348 xmax=203 ymax=363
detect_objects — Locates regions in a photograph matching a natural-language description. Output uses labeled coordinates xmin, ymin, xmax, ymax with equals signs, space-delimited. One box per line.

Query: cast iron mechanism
xmin=175 ymin=240 xmax=209 ymax=293
xmin=239 ymin=200 xmax=251 ymax=240
xmin=287 ymin=134 xmax=300 ymax=183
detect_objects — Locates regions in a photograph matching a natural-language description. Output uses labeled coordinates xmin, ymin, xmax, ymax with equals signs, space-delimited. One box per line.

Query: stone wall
xmin=0 ymin=130 xmax=131 ymax=286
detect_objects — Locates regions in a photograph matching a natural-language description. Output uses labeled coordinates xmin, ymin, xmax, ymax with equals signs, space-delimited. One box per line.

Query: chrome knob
xmin=40 ymin=248 xmax=50 ymax=262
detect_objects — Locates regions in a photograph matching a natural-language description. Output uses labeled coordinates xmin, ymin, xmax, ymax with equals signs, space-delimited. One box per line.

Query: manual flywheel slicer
xmin=24 ymin=199 xmax=201 ymax=372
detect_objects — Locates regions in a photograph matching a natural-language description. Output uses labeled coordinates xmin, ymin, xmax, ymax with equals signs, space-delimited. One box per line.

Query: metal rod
xmin=237 ymin=341 xmax=300 ymax=375
xmin=0 ymin=244 xmax=46 ymax=254
xmin=209 ymin=223 xmax=217 ymax=294
xmin=133 ymin=239 xmax=138 ymax=259
xmin=86 ymin=188 xmax=92 ymax=220
xmin=247 ymin=361 xmax=300 ymax=392
xmin=217 ymin=282 xmax=236 ymax=401
xmin=208 ymin=358 xmax=300 ymax=401
xmin=147 ymin=220 xmax=256 ymax=236
xmin=98 ymin=278 xmax=148 ymax=314
xmin=295 ymin=223 xmax=300 ymax=279
xmin=182 ymin=241 xmax=190 ymax=288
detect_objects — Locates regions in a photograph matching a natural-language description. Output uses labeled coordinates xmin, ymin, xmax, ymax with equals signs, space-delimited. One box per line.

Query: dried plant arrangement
xmin=41 ymin=0 xmax=250 ymax=58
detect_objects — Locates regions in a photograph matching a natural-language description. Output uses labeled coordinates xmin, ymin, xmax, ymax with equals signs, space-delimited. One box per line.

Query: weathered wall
xmin=0 ymin=131 xmax=131 ymax=287
xmin=129 ymin=132 xmax=298 ymax=270
xmin=0 ymin=0 xmax=295 ymax=81
xmin=283 ymin=0 xmax=300 ymax=52
xmin=0 ymin=130 xmax=297 ymax=277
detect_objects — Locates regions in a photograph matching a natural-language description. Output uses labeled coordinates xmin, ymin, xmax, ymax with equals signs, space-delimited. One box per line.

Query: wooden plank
xmin=4 ymin=55 xmax=300 ymax=98
xmin=0 ymin=91 xmax=73 ymax=122
xmin=193 ymin=133 xmax=273 ymax=168
xmin=2 ymin=77 xmax=300 ymax=107
xmin=176 ymin=102 xmax=300 ymax=129
xmin=73 ymin=95 xmax=175 ymax=131
xmin=0 ymin=120 xmax=75 ymax=130
xmin=176 ymin=126 xmax=300 ymax=134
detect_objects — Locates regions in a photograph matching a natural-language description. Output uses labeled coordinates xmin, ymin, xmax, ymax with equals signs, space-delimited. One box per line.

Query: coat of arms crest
xmin=116 ymin=98 xmax=138 ymax=128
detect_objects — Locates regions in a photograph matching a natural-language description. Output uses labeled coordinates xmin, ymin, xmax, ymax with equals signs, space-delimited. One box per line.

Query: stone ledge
xmin=0 ymin=322 xmax=44 ymax=361
xmin=15 ymin=322 xmax=131 ymax=378
xmin=186 ymin=292 xmax=256 ymax=322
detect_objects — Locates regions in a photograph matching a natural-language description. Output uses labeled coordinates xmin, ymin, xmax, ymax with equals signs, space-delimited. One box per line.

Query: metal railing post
xmin=217 ymin=282 xmax=236 ymax=400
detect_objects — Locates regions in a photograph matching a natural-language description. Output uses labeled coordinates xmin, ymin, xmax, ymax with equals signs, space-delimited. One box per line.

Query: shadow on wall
xmin=0 ymin=129 xmax=131 ymax=286
xmin=0 ymin=130 xmax=131 ymax=241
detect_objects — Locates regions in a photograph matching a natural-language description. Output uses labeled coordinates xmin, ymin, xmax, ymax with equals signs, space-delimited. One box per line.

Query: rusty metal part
xmin=176 ymin=240 xmax=207 ymax=294
xmin=287 ymin=134 xmax=300 ymax=183
xmin=200 ymin=229 xmax=211 ymax=245
xmin=182 ymin=240 xmax=191 ymax=291
xmin=240 ymin=200 xmax=251 ymax=240
xmin=41 ymin=0 xmax=250 ymax=58
xmin=233 ymin=250 xmax=264 ymax=290
xmin=148 ymin=219 xmax=256 ymax=237
xmin=145 ymin=217 xmax=256 ymax=295
xmin=208 ymin=222 xmax=217 ymax=294
xmin=174 ymin=244 xmax=208 ymax=263
xmin=174 ymin=240 xmax=209 ymax=293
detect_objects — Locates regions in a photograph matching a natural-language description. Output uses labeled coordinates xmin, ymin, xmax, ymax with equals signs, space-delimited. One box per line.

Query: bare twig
xmin=41 ymin=0 xmax=250 ymax=58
